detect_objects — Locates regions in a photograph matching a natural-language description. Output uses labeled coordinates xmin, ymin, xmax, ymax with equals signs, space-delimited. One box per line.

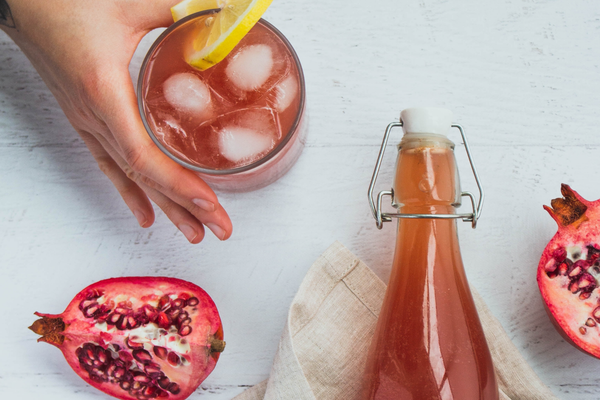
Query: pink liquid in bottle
xmin=363 ymin=108 xmax=498 ymax=400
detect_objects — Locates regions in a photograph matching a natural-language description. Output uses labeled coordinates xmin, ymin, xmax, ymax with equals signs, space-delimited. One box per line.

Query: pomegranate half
xmin=537 ymin=184 xmax=600 ymax=358
xmin=29 ymin=277 xmax=224 ymax=400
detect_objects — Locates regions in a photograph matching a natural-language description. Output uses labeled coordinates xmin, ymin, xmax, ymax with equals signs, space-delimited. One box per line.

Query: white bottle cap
xmin=400 ymin=107 xmax=453 ymax=136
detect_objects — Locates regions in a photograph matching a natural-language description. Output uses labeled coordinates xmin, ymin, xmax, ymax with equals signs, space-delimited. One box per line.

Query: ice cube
xmin=273 ymin=75 xmax=298 ymax=112
xmin=147 ymin=111 xmax=197 ymax=163
xmin=218 ymin=126 xmax=274 ymax=164
xmin=191 ymin=107 xmax=281 ymax=168
xmin=163 ymin=72 xmax=212 ymax=117
xmin=225 ymin=44 xmax=274 ymax=92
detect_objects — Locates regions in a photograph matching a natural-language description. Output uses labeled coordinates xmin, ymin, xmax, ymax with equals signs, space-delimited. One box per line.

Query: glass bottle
xmin=363 ymin=108 xmax=498 ymax=400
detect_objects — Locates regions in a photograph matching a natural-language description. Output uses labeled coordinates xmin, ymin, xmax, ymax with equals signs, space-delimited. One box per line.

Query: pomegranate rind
xmin=537 ymin=185 xmax=600 ymax=359
xmin=32 ymin=277 xmax=224 ymax=400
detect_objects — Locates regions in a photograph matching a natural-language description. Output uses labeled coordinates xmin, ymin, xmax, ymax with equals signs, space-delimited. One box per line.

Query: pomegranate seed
xmin=157 ymin=389 xmax=169 ymax=398
xmin=141 ymin=304 xmax=156 ymax=316
xmin=95 ymin=305 xmax=112 ymax=318
xmin=586 ymin=318 xmax=597 ymax=327
xmin=133 ymin=349 xmax=153 ymax=364
xmin=545 ymin=261 xmax=558 ymax=278
xmin=179 ymin=317 xmax=192 ymax=326
xmin=153 ymin=346 xmax=168 ymax=360
xmin=120 ymin=381 xmax=131 ymax=390
xmin=125 ymin=337 xmax=144 ymax=349
xmin=578 ymin=273 xmax=597 ymax=289
xmin=85 ymin=289 xmax=104 ymax=299
xmin=96 ymin=349 xmax=108 ymax=364
xmin=107 ymin=313 xmax=121 ymax=325
xmin=569 ymin=281 xmax=580 ymax=293
xmin=580 ymin=326 xmax=587 ymax=335
xmin=177 ymin=312 xmax=189 ymax=323
xmin=113 ymin=367 xmax=126 ymax=379
xmin=167 ymin=352 xmax=181 ymax=367
xmin=187 ymin=297 xmax=199 ymax=307
xmin=137 ymin=316 xmax=150 ymax=326
xmin=143 ymin=385 xmax=159 ymax=397
xmin=157 ymin=376 xmax=171 ymax=389
xmin=113 ymin=358 xmax=126 ymax=368
xmin=115 ymin=307 xmax=130 ymax=314
xmin=85 ymin=346 xmax=96 ymax=360
xmin=593 ymin=307 xmax=600 ymax=323
xmin=568 ymin=262 xmax=585 ymax=278
xmin=173 ymin=298 xmax=186 ymax=309
xmin=179 ymin=325 xmax=193 ymax=336
xmin=133 ymin=372 xmax=151 ymax=383
xmin=179 ymin=292 xmax=191 ymax=300
xmin=79 ymin=299 xmax=96 ymax=311
xmin=157 ymin=312 xmax=171 ymax=329
xmin=167 ymin=382 xmax=181 ymax=394
xmin=126 ymin=315 xmax=140 ymax=330
xmin=118 ymin=350 xmax=133 ymax=362
xmin=144 ymin=361 xmax=160 ymax=371
xmin=106 ymin=363 xmax=117 ymax=377
xmin=558 ymin=259 xmax=572 ymax=275
xmin=83 ymin=304 xmax=99 ymax=318
xmin=116 ymin=316 xmax=128 ymax=330
xmin=588 ymin=245 xmax=600 ymax=259
xmin=147 ymin=371 xmax=163 ymax=380
xmin=158 ymin=295 xmax=171 ymax=310
xmin=580 ymin=291 xmax=592 ymax=300
xmin=131 ymin=381 xmax=145 ymax=391
xmin=552 ymin=247 xmax=567 ymax=262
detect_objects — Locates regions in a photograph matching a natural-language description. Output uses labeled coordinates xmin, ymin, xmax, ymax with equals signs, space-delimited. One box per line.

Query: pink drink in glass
xmin=138 ymin=11 xmax=307 ymax=192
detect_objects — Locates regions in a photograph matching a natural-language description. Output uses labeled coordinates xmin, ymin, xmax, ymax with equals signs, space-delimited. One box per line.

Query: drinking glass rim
xmin=137 ymin=10 xmax=306 ymax=176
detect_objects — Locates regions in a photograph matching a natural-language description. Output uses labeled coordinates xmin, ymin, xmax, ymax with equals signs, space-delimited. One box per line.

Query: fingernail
xmin=178 ymin=223 xmax=198 ymax=243
xmin=206 ymin=223 xmax=226 ymax=240
xmin=134 ymin=210 xmax=147 ymax=227
xmin=193 ymin=198 xmax=215 ymax=212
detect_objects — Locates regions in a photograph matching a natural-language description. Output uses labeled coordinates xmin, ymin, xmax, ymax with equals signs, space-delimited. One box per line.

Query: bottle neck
xmin=392 ymin=133 xmax=461 ymax=214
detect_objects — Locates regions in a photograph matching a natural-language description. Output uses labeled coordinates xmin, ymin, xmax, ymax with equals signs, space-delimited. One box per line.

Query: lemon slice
xmin=171 ymin=0 xmax=274 ymax=70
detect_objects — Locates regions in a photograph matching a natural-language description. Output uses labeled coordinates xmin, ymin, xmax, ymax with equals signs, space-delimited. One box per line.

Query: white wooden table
xmin=2 ymin=0 xmax=600 ymax=398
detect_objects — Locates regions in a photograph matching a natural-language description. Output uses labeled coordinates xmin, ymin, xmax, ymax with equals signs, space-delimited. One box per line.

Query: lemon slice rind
xmin=171 ymin=0 xmax=274 ymax=71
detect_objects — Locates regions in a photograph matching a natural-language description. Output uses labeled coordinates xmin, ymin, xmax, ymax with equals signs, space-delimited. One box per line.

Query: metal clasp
xmin=367 ymin=122 xmax=484 ymax=229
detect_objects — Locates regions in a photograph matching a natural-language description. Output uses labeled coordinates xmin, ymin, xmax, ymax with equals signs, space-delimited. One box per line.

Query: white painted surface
xmin=1 ymin=0 xmax=600 ymax=398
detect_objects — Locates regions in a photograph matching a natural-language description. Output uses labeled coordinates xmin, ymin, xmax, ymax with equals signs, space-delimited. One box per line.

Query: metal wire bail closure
xmin=367 ymin=121 xmax=485 ymax=229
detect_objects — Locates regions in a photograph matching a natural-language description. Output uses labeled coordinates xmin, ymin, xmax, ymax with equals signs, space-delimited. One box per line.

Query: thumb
xmin=129 ymin=0 xmax=184 ymax=31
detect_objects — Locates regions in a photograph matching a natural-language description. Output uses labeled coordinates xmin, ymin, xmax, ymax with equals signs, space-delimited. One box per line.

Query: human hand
xmin=0 ymin=0 xmax=232 ymax=243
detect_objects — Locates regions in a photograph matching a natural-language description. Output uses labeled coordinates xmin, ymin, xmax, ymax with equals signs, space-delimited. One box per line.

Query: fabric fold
xmin=233 ymin=242 xmax=558 ymax=400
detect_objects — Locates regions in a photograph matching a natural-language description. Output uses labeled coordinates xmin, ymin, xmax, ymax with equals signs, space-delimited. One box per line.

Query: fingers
xmin=79 ymin=130 xmax=154 ymax=227
xmin=96 ymin=72 xmax=233 ymax=239
xmin=138 ymin=182 xmax=233 ymax=243
xmin=138 ymin=182 xmax=207 ymax=244
xmin=83 ymin=128 xmax=232 ymax=242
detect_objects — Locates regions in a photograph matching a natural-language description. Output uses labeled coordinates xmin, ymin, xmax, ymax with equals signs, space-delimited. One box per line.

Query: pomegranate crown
xmin=544 ymin=184 xmax=589 ymax=227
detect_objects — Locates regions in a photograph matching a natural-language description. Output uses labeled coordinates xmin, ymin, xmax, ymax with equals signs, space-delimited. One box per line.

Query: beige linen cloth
xmin=233 ymin=242 xmax=558 ymax=400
